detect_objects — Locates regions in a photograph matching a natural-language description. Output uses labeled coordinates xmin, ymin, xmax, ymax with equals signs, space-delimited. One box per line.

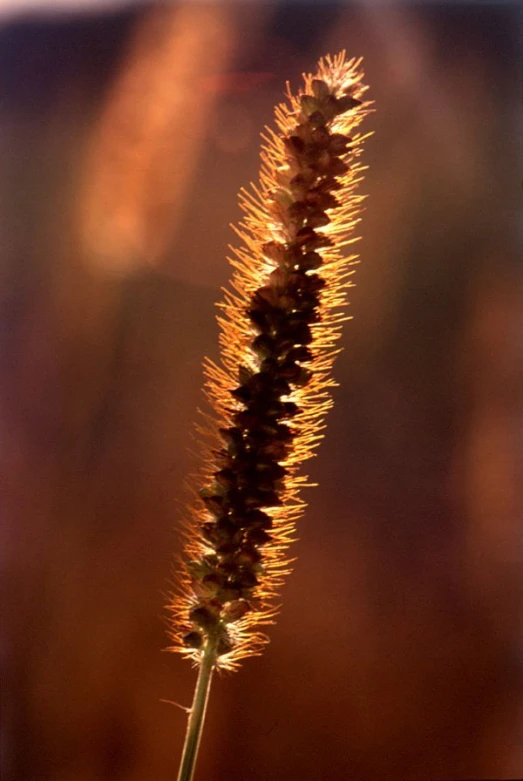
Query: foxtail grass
xmin=167 ymin=52 xmax=372 ymax=781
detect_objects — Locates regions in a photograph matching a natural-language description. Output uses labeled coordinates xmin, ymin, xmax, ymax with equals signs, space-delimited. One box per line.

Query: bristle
xmin=167 ymin=52 xmax=371 ymax=671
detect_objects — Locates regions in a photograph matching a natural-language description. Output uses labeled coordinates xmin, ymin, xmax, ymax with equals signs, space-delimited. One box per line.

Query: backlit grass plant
xmin=167 ymin=52 xmax=372 ymax=781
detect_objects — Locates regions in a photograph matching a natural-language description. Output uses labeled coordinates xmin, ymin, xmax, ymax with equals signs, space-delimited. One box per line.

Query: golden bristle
xmin=167 ymin=52 xmax=372 ymax=671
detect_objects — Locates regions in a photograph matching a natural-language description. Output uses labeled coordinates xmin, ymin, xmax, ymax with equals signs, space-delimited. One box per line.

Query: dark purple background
xmin=2 ymin=2 xmax=522 ymax=779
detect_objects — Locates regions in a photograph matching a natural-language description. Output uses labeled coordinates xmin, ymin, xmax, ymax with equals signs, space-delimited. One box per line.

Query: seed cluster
xmin=169 ymin=53 xmax=370 ymax=670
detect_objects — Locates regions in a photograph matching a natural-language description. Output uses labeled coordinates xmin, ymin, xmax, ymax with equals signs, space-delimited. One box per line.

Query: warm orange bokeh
xmin=2 ymin=3 xmax=522 ymax=781
xmin=78 ymin=3 xmax=234 ymax=274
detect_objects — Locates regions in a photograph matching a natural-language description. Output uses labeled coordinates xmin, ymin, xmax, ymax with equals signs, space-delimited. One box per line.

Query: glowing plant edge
xmin=167 ymin=52 xmax=372 ymax=675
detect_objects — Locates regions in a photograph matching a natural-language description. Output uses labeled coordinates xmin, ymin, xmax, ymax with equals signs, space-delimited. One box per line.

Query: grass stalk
xmin=176 ymin=640 xmax=216 ymax=781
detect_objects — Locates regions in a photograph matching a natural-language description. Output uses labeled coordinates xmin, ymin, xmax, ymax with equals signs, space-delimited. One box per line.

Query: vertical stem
xmin=176 ymin=641 xmax=216 ymax=781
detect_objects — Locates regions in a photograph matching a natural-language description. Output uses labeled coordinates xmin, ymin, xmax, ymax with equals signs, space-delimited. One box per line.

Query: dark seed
xmin=295 ymin=226 xmax=317 ymax=246
xmin=307 ymin=209 xmax=330 ymax=228
xmin=217 ymin=584 xmax=243 ymax=603
xmin=200 ymin=494 xmax=226 ymax=516
xmin=215 ymin=468 xmax=237 ymax=489
xmin=311 ymin=125 xmax=330 ymax=146
xmin=235 ymin=569 xmax=259 ymax=588
xmin=259 ymin=357 xmax=279 ymax=375
xmin=311 ymin=79 xmax=329 ymax=100
xmin=233 ymin=409 xmax=260 ymax=429
xmin=202 ymin=572 xmax=226 ymax=590
xmin=301 ymin=251 xmax=323 ymax=271
xmin=182 ymin=631 xmax=203 ymax=649
xmin=257 ymin=439 xmax=290 ymax=460
xmin=231 ymin=385 xmax=251 ymax=404
xmin=306 ymin=232 xmax=333 ymax=250
xmin=267 ymin=269 xmax=289 ymax=296
xmin=308 ymin=110 xmax=326 ymax=128
xmin=247 ymin=308 xmax=271 ymax=332
xmin=303 ymin=274 xmax=326 ymax=294
xmin=328 ymin=158 xmax=349 ymax=176
xmin=288 ymin=321 xmax=313 ymax=345
xmin=222 ymin=600 xmax=251 ymax=622
xmin=216 ymin=558 xmax=238 ymax=576
xmin=300 ymin=94 xmax=319 ymax=116
xmin=284 ymin=135 xmax=305 ymax=155
xmin=290 ymin=169 xmax=316 ymax=191
xmin=295 ymin=367 xmax=313 ymax=386
xmin=216 ymin=634 xmax=234 ymax=656
xmin=190 ymin=606 xmax=218 ymax=630
xmin=335 ymin=94 xmax=362 ymax=113
xmin=287 ymin=201 xmax=309 ymax=223
xmin=329 ymin=133 xmax=350 ymax=154
xmin=255 ymin=490 xmax=282 ymax=508
xmin=320 ymin=94 xmax=339 ymax=121
xmin=253 ymin=286 xmax=282 ymax=310
xmin=246 ymin=528 xmax=273 ymax=545
xmin=236 ymin=545 xmax=263 ymax=564
xmin=262 ymin=241 xmax=286 ymax=264
xmin=240 ymin=508 xmax=273 ymax=529
xmin=238 ymin=365 xmax=253 ymax=384
xmin=252 ymin=333 xmax=276 ymax=358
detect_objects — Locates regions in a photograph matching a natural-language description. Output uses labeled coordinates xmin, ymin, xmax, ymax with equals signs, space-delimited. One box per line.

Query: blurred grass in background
xmin=1 ymin=2 xmax=522 ymax=779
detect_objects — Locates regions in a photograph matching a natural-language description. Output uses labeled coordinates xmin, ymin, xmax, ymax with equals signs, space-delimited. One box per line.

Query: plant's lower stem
xmin=176 ymin=640 xmax=216 ymax=781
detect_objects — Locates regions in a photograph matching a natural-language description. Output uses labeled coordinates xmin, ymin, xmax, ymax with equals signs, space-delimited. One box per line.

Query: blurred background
xmin=1 ymin=1 xmax=522 ymax=779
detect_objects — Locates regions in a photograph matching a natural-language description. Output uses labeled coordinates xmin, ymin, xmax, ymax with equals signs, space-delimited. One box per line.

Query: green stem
xmin=177 ymin=640 xmax=216 ymax=781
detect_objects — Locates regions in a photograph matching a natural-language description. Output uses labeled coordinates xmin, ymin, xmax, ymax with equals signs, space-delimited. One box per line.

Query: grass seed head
xmin=167 ymin=52 xmax=372 ymax=671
